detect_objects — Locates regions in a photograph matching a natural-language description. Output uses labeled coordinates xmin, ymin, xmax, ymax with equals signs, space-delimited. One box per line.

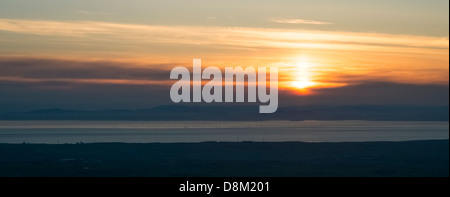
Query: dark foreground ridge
xmin=0 ymin=140 xmax=448 ymax=177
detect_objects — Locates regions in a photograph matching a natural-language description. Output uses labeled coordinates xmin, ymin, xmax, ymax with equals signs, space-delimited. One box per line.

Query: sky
xmin=0 ymin=0 xmax=448 ymax=112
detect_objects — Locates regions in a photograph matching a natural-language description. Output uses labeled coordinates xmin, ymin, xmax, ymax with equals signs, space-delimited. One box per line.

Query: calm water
xmin=0 ymin=120 xmax=448 ymax=144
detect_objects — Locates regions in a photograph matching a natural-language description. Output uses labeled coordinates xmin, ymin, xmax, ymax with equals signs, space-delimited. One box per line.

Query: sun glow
xmin=292 ymin=80 xmax=316 ymax=89
xmin=290 ymin=57 xmax=317 ymax=90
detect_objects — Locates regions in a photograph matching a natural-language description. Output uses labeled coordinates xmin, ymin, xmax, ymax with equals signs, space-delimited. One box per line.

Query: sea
xmin=0 ymin=120 xmax=448 ymax=144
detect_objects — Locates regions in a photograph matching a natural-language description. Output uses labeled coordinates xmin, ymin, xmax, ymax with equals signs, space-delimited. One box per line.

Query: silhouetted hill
xmin=0 ymin=105 xmax=448 ymax=121
xmin=29 ymin=108 xmax=78 ymax=114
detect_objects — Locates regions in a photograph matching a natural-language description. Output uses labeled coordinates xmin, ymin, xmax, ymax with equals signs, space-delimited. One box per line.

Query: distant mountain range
xmin=0 ymin=105 xmax=448 ymax=121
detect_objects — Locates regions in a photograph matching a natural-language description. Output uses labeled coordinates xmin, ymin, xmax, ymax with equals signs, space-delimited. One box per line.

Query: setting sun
xmin=290 ymin=57 xmax=317 ymax=90
xmin=292 ymin=80 xmax=316 ymax=89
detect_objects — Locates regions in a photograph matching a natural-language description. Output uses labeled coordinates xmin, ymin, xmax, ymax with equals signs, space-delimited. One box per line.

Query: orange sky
xmin=0 ymin=0 xmax=448 ymax=97
xmin=0 ymin=19 xmax=448 ymax=95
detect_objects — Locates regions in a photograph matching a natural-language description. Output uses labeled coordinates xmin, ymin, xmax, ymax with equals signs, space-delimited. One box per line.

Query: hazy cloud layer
xmin=271 ymin=18 xmax=332 ymax=25
xmin=0 ymin=56 xmax=447 ymax=115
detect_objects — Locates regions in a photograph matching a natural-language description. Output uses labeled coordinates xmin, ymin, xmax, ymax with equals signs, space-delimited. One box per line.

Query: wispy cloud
xmin=0 ymin=19 xmax=446 ymax=51
xmin=77 ymin=10 xmax=113 ymax=15
xmin=271 ymin=18 xmax=332 ymax=25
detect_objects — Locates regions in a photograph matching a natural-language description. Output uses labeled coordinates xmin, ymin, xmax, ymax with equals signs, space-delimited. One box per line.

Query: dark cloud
xmin=0 ymin=82 xmax=172 ymax=112
xmin=279 ymin=82 xmax=449 ymax=106
xmin=0 ymin=78 xmax=447 ymax=113
xmin=0 ymin=58 xmax=174 ymax=81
